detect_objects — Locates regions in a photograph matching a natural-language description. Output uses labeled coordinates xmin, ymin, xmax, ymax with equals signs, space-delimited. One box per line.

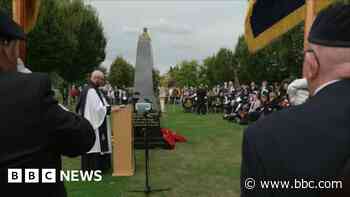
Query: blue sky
xmin=86 ymin=0 xmax=248 ymax=74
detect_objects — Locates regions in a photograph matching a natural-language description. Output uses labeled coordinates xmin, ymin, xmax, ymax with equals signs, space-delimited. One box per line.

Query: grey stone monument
xmin=133 ymin=28 xmax=168 ymax=149
xmin=134 ymin=28 xmax=158 ymax=111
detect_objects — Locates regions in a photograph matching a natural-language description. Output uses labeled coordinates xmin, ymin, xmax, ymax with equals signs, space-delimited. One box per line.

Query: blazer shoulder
xmin=245 ymin=104 xmax=308 ymax=139
xmin=27 ymin=72 xmax=50 ymax=82
xmin=15 ymin=73 xmax=53 ymax=100
xmin=14 ymin=72 xmax=50 ymax=84
xmin=25 ymin=72 xmax=52 ymax=90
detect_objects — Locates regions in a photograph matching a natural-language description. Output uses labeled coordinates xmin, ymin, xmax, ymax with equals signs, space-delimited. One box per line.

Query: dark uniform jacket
xmin=241 ymin=80 xmax=350 ymax=197
xmin=0 ymin=72 xmax=95 ymax=197
xmin=196 ymin=88 xmax=207 ymax=102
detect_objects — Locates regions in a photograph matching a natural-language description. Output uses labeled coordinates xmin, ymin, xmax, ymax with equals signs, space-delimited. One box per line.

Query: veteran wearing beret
xmin=241 ymin=4 xmax=350 ymax=197
xmin=0 ymin=9 xmax=95 ymax=197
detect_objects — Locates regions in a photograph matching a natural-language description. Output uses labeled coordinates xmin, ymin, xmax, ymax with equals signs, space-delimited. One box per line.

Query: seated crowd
xmin=170 ymin=79 xmax=306 ymax=125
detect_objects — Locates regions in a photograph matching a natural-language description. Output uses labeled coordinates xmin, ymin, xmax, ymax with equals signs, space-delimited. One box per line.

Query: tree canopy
xmin=0 ymin=0 xmax=106 ymax=85
xmin=108 ymin=56 xmax=135 ymax=88
xmin=164 ymin=23 xmax=305 ymax=87
xmin=27 ymin=0 xmax=106 ymax=83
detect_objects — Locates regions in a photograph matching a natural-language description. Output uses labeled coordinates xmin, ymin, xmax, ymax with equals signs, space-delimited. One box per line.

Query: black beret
xmin=0 ymin=9 xmax=26 ymax=40
xmin=308 ymin=4 xmax=350 ymax=48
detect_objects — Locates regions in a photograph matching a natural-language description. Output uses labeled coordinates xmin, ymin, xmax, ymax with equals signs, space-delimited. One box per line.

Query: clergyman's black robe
xmin=76 ymin=84 xmax=112 ymax=172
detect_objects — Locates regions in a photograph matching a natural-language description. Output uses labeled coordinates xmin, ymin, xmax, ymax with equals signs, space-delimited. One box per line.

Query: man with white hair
xmin=241 ymin=4 xmax=350 ymax=196
xmin=76 ymin=70 xmax=119 ymax=172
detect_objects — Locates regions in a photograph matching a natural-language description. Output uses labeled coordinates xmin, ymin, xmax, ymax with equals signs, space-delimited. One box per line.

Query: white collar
xmin=314 ymin=80 xmax=341 ymax=95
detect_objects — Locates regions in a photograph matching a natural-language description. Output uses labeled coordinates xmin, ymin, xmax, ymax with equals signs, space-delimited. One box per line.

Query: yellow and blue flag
xmin=245 ymin=0 xmax=334 ymax=53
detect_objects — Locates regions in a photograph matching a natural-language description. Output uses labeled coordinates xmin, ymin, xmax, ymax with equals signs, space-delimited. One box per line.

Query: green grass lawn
xmin=63 ymin=105 xmax=245 ymax=197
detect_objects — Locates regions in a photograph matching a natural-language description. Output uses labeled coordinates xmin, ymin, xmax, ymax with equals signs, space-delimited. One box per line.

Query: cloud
xmin=122 ymin=18 xmax=193 ymax=36
xmin=122 ymin=26 xmax=140 ymax=34
xmin=154 ymin=64 xmax=170 ymax=74
xmin=151 ymin=18 xmax=193 ymax=35
xmin=169 ymin=39 xmax=195 ymax=50
xmin=100 ymin=59 xmax=114 ymax=71
xmin=88 ymin=1 xmax=247 ymax=75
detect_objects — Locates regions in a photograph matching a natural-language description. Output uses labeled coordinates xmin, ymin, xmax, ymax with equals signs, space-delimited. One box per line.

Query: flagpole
xmin=304 ymin=0 xmax=316 ymax=49
xmin=302 ymin=0 xmax=316 ymax=77
xmin=12 ymin=0 xmax=27 ymax=61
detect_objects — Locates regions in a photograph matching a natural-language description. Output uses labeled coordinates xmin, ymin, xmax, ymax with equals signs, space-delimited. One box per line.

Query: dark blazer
xmin=241 ymin=80 xmax=350 ymax=197
xmin=0 ymin=72 xmax=95 ymax=197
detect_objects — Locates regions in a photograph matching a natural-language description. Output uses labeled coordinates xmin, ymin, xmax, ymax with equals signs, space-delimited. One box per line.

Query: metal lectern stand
xmin=129 ymin=113 xmax=171 ymax=195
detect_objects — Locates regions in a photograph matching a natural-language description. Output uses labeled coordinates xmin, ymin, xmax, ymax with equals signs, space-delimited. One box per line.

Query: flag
xmin=25 ymin=0 xmax=41 ymax=32
xmin=245 ymin=0 xmax=334 ymax=53
xmin=12 ymin=0 xmax=41 ymax=32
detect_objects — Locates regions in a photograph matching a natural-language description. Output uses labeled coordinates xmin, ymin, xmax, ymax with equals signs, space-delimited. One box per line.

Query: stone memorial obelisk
xmin=133 ymin=28 xmax=168 ymax=149
xmin=134 ymin=28 xmax=159 ymax=111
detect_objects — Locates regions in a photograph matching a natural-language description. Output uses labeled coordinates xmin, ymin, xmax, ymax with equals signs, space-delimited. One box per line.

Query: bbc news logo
xmin=8 ymin=169 xmax=102 ymax=183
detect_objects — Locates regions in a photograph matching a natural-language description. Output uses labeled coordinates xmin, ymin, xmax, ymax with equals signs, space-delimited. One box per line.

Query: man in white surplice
xmin=76 ymin=70 xmax=116 ymax=172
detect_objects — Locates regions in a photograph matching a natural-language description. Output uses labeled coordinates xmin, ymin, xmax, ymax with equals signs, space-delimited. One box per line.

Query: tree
xmin=27 ymin=0 xmax=75 ymax=74
xmin=0 ymin=0 xmax=11 ymax=15
xmin=153 ymin=69 xmax=161 ymax=92
xmin=234 ymin=24 xmax=304 ymax=84
xmin=59 ymin=0 xmax=106 ymax=83
xmin=200 ymin=48 xmax=238 ymax=86
xmin=197 ymin=63 xmax=209 ymax=86
xmin=167 ymin=66 xmax=179 ymax=87
xmin=203 ymin=55 xmax=216 ymax=86
xmin=213 ymin=48 xmax=236 ymax=83
xmin=108 ymin=57 xmax=134 ymax=88
xmin=172 ymin=60 xmax=200 ymax=87
xmin=27 ymin=0 xmax=106 ymax=83
xmin=165 ymin=23 xmax=304 ymax=87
